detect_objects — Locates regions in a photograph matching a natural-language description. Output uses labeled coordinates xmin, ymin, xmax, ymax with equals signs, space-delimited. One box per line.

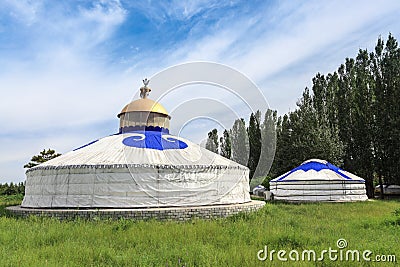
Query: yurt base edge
xmin=6 ymin=200 xmax=265 ymax=221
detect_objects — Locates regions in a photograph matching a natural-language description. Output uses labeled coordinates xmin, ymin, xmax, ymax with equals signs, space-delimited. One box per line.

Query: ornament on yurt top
xmin=118 ymin=79 xmax=170 ymax=133
xmin=118 ymin=79 xmax=186 ymax=150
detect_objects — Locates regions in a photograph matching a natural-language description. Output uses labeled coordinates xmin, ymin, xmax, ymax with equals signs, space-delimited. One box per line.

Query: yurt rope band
xmin=26 ymin=164 xmax=248 ymax=174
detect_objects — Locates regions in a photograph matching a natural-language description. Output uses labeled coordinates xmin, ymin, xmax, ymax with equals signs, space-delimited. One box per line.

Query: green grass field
xmin=0 ymin=195 xmax=399 ymax=266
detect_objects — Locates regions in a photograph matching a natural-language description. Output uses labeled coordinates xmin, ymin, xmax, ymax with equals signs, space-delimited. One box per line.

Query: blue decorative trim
xmin=122 ymin=131 xmax=188 ymax=150
xmin=270 ymin=180 xmax=365 ymax=183
xmin=120 ymin=126 xmax=169 ymax=134
xmin=276 ymin=161 xmax=364 ymax=181
xmin=73 ymin=140 xmax=99 ymax=151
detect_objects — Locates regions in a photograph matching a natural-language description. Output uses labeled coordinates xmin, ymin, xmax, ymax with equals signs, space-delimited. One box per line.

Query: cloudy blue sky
xmin=0 ymin=0 xmax=399 ymax=183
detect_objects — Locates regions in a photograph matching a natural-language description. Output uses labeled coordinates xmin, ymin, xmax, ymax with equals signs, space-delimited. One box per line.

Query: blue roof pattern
xmin=73 ymin=130 xmax=188 ymax=152
xmin=122 ymin=131 xmax=188 ymax=150
xmin=272 ymin=160 xmax=365 ymax=182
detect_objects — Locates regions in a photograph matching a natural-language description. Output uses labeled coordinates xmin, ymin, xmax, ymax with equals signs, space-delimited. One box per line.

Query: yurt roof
xmin=26 ymin=132 xmax=248 ymax=173
xmin=270 ymin=159 xmax=365 ymax=182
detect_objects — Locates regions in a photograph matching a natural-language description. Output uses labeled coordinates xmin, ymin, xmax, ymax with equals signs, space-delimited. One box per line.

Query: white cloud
xmin=0 ymin=53 xmax=142 ymax=136
xmin=227 ymin=1 xmax=400 ymax=80
xmin=79 ymin=0 xmax=127 ymax=44
xmin=81 ymin=0 xmax=126 ymax=23
xmin=0 ymin=0 xmax=132 ymax=182
xmin=156 ymin=0 xmax=400 ymax=112
xmin=0 ymin=0 xmax=128 ymax=63
xmin=2 ymin=0 xmax=43 ymax=25
xmin=128 ymin=0 xmax=235 ymax=23
xmin=167 ymin=0 xmax=232 ymax=20
xmin=0 ymin=0 xmax=132 ymax=134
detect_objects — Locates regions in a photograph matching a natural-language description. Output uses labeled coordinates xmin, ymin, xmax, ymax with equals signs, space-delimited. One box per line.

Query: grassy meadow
xmin=0 ymin=195 xmax=399 ymax=266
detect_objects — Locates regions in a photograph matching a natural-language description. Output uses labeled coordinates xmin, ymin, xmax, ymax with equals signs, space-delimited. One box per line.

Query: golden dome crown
xmin=118 ymin=98 xmax=169 ymax=118
xmin=117 ymin=79 xmax=169 ymax=118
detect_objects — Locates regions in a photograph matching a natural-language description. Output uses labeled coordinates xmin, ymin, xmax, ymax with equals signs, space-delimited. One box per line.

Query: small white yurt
xmin=22 ymin=81 xmax=250 ymax=208
xmin=269 ymin=159 xmax=368 ymax=202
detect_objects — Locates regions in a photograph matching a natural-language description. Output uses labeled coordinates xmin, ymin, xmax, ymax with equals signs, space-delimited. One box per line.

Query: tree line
xmin=205 ymin=34 xmax=399 ymax=198
xmin=0 ymin=182 xmax=25 ymax=195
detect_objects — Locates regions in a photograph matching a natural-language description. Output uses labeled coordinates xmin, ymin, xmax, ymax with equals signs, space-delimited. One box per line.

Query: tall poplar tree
xmin=230 ymin=118 xmax=249 ymax=167
xmin=247 ymin=112 xmax=262 ymax=179
xmin=258 ymin=109 xmax=277 ymax=178
xmin=219 ymin=129 xmax=231 ymax=159
xmin=372 ymin=34 xmax=400 ymax=187
xmin=205 ymin=129 xmax=219 ymax=153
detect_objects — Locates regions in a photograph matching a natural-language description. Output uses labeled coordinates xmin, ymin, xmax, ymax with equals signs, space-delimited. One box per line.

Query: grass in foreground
xmin=0 ymin=196 xmax=399 ymax=266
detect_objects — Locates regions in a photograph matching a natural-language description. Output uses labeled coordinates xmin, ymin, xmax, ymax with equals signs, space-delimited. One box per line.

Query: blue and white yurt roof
xmin=270 ymin=159 xmax=365 ymax=182
xmin=28 ymin=131 xmax=244 ymax=169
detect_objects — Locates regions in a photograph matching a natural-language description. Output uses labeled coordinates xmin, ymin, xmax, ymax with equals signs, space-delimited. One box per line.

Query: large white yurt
xmin=269 ymin=159 xmax=368 ymax=202
xmin=22 ymin=81 xmax=251 ymax=208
